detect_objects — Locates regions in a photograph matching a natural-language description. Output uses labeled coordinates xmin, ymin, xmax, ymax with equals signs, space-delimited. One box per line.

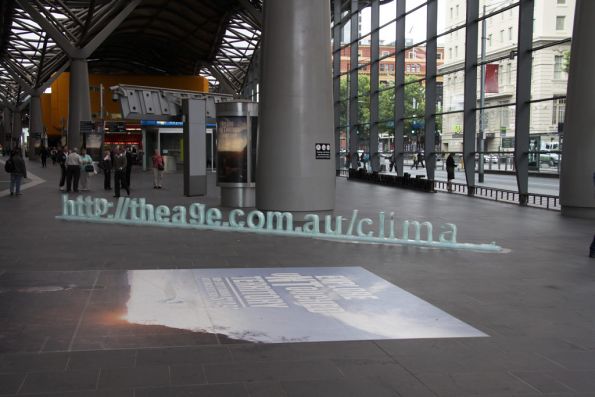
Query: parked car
xmin=483 ymin=154 xmax=498 ymax=164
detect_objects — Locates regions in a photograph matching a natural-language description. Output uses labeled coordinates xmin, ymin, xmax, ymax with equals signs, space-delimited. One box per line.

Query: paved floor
xmin=1 ymin=159 xmax=594 ymax=396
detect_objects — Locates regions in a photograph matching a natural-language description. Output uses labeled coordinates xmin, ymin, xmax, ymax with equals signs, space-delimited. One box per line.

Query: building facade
xmin=439 ymin=0 xmax=574 ymax=161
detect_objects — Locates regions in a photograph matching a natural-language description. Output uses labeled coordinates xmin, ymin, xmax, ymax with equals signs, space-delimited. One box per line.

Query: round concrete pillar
xmin=560 ymin=0 xmax=595 ymax=219
xmin=256 ymin=0 xmax=335 ymax=216
xmin=29 ymin=91 xmax=43 ymax=159
xmin=67 ymin=58 xmax=91 ymax=150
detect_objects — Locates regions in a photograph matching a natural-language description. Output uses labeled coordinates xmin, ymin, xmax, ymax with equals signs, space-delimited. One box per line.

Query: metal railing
xmin=340 ymin=168 xmax=560 ymax=211
xmin=433 ymin=180 xmax=560 ymax=210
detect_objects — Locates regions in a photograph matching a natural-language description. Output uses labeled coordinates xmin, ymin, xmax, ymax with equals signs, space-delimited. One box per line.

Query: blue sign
xmin=140 ymin=120 xmax=183 ymax=127
xmin=140 ymin=120 xmax=217 ymax=128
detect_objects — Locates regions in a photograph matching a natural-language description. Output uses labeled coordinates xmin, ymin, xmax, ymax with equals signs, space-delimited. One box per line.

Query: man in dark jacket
xmin=125 ymin=146 xmax=133 ymax=188
xmin=58 ymin=146 xmax=68 ymax=190
xmin=9 ymin=150 xmax=27 ymax=196
xmin=113 ymin=146 xmax=129 ymax=198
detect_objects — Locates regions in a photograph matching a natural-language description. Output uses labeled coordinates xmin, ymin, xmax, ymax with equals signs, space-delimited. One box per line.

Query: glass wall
xmin=332 ymin=0 xmax=576 ymax=199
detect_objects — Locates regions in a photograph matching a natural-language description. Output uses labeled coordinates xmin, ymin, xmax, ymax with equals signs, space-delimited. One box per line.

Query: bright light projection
xmin=123 ymin=267 xmax=487 ymax=343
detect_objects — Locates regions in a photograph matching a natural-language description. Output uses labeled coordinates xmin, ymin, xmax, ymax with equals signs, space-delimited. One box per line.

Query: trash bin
xmin=163 ymin=155 xmax=176 ymax=172
xmin=216 ymin=101 xmax=258 ymax=207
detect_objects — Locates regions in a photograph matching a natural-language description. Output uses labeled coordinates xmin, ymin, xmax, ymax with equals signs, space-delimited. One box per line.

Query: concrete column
xmin=29 ymin=91 xmax=43 ymax=159
xmin=256 ymin=0 xmax=335 ymax=215
xmin=560 ymin=0 xmax=595 ymax=219
xmin=67 ymin=58 xmax=91 ymax=149
xmin=13 ymin=110 xmax=22 ymax=152
xmin=2 ymin=107 xmax=12 ymax=150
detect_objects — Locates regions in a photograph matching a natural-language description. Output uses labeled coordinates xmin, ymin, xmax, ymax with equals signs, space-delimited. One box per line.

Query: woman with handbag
xmin=79 ymin=148 xmax=93 ymax=191
xmin=152 ymin=149 xmax=164 ymax=189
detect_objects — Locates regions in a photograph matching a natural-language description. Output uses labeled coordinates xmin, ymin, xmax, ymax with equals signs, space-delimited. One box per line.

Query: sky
xmin=355 ymin=0 xmax=449 ymax=45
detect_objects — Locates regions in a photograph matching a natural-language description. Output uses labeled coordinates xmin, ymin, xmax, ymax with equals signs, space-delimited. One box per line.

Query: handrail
xmin=338 ymin=169 xmax=560 ymax=211
xmin=433 ymin=180 xmax=560 ymax=211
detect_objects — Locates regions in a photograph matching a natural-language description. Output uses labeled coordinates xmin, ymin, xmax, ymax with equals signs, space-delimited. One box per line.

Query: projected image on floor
xmin=124 ymin=267 xmax=487 ymax=343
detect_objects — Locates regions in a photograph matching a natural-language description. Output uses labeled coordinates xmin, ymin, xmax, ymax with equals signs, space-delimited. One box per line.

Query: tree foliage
xmin=338 ymin=74 xmax=440 ymax=144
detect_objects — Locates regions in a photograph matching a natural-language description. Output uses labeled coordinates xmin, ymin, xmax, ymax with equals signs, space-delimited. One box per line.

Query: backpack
xmin=4 ymin=158 xmax=15 ymax=173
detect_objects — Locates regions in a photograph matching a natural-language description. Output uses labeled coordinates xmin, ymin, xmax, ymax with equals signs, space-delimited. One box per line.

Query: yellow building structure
xmin=42 ymin=73 xmax=208 ymax=139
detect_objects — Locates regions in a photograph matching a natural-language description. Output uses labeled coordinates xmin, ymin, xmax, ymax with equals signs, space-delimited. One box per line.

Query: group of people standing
xmin=98 ymin=146 xmax=132 ymax=197
xmin=57 ymin=146 xmax=93 ymax=193
xmin=55 ymin=145 xmax=164 ymax=197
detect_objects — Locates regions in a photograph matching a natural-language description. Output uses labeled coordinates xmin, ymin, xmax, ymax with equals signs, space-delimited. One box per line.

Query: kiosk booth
xmin=216 ymin=101 xmax=258 ymax=207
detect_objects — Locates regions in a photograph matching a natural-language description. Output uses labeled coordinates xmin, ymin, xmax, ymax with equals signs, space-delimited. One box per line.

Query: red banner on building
xmin=485 ymin=64 xmax=499 ymax=93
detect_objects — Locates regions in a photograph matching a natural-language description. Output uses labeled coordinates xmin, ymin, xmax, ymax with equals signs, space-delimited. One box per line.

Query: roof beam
xmin=16 ymin=0 xmax=78 ymax=58
xmin=80 ymin=0 xmax=141 ymax=58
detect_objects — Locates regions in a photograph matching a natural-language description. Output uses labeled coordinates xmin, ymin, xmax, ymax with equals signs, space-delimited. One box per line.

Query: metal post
xmin=514 ymin=0 xmax=534 ymax=205
xmin=333 ymin=0 xmax=342 ymax=175
xmin=478 ymin=5 xmax=487 ymax=183
xmin=182 ymin=99 xmax=207 ymax=196
xmin=29 ymin=90 xmax=43 ymax=159
xmin=394 ymin=0 xmax=406 ymax=176
xmin=349 ymin=0 xmax=359 ymax=169
xmin=463 ymin=0 xmax=480 ymax=195
xmin=370 ymin=0 xmax=380 ymax=172
xmin=425 ymin=0 xmax=438 ymax=181
xmin=99 ymin=83 xmax=104 ymax=120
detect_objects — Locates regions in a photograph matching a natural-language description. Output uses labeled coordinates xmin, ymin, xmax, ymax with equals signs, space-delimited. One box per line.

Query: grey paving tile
xmin=375 ymin=338 xmax=469 ymax=358
xmin=204 ymin=360 xmax=343 ymax=383
xmin=227 ymin=344 xmax=294 ymax=362
xmin=0 ymin=352 xmax=69 ymax=372
xmin=510 ymin=371 xmax=574 ymax=394
xmin=286 ymin=341 xmax=390 ymax=361
xmin=281 ymin=378 xmax=403 ymax=397
xmin=134 ymin=383 xmax=248 ymax=397
xmin=458 ymin=335 xmax=585 ymax=355
xmin=457 ymin=350 xmax=565 ymax=372
xmin=243 ymin=381 xmax=288 ymax=397
xmin=331 ymin=357 xmax=410 ymax=379
xmin=0 ymin=372 xmax=25 ymax=395
xmin=95 ymin=332 xmax=219 ymax=350
xmin=136 ymin=346 xmax=231 ymax=367
xmin=425 ymin=371 xmax=541 ymax=396
xmin=170 ymin=365 xmax=206 ymax=386
xmin=98 ymin=366 xmax=170 ymax=390
xmin=543 ymin=351 xmax=595 ymax=371
xmin=553 ymin=370 xmax=595 ymax=393
xmin=15 ymin=391 xmax=133 ymax=397
xmin=66 ymin=349 xmax=137 ymax=370
xmin=19 ymin=369 xmax=99 ymax=394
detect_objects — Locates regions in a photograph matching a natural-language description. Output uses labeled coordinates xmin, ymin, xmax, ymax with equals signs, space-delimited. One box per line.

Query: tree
xmin=338 ymin=74 xmax=434 ymax=146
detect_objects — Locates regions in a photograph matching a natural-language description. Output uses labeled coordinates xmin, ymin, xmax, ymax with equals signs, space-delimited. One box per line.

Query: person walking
xmin=65 ymin=147 xmax=81 ymax=193
xmin=410 ymin=153 xmax=418 ymax=169
xmin=152 ymin=149 xmax=164 ymax=189
xmin=50 ymin=147 xmax=57 ymax=165
xmin=112 ymin=146 xmax=129 ymax=198
xmin=79 ymin=148 xmax=93 ymax=191
xmin=8 ymin=150 xmax=27 ymax=196
xmin=125 ymin=146 xmax=133 ymax=189
xmin=417 ymin=151 xmax=425 ymax=168
xmin=58 ymin=146 xmax=68 ymax=190
xmin=100 ymin=150 xmax=112 ymax=190
xmin=40 ymin=146 xmax=48 ymax=168
xmin=446 ymin=153 xmax=456 ymax=193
